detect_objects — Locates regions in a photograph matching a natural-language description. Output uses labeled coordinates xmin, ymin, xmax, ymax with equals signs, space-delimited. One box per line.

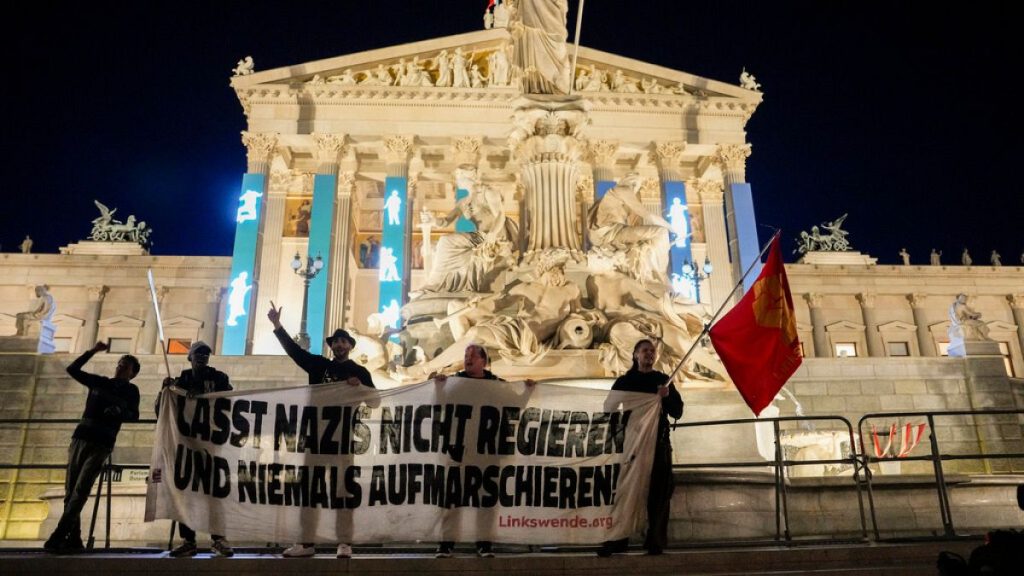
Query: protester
xmin=268 ymin=301 xmax=374 ymax=558
xmin=432 ymin=344 xmax=535 ymax=558
xmin=43 ymin=341 xmax=140 ymax=554
xmin=597 ymin=339 xmax=683 ymax=557
xmin=158 ymin=341 xmax=234 ymax=558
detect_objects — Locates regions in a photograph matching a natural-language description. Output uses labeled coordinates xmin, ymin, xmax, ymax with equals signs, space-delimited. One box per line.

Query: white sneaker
xmin=336 ymin=543 xmax=352 ymax=558
xmin=282 ymin=543 xmax=315 ymax=558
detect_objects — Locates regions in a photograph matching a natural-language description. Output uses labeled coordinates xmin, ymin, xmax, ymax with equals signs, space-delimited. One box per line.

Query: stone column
xmin=693 ymin=179 xmax=732 ymax=309
xmin=588 ymin=140 xmax=619 ymax=194
xmin=252 ymin=169 xmax=290 ymax=343
xmin=857 ymin=292 xmax=883 ymax=357
xmin=329 ymin=172 xmax=356 ymax=331
xmin=81 ymin=285 xmax=107 ymax=350
xmin=139 ymin=285 xmax=167 ymax=354
xmin=201 ymin=287 xmax=222 ymax=350
xmin=1008 ymin=294 xmax=1024 ymax=360
xmin=804 ymin=293 xmax=828 ymax=358
xmin=714 ymin=144 xmax=760 ymax=291
xmin=908 ymin=293 xmax=935 ymax=356
xmin=303 ymin=133 xmax=347 ymax=346
xmin=655 ymin=141 xmax=689 ymax=287
xmin=380 ymin=135 xmax=414 ymax=319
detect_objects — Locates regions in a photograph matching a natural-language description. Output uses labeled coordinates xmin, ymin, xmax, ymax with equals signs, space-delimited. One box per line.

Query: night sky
xmin=5 ymin=2 xmax=1022 ymax=265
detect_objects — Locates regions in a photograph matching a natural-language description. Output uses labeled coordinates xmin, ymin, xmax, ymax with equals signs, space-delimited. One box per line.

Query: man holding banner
xmin=597 ymin=339 xmax=683 ymax=557
xmin=158 ymin=341 xmax=235 ymax=558
xmin=267 ymin=302 xmax=374 ymax=558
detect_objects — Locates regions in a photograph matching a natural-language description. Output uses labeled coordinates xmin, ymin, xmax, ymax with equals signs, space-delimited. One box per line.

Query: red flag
xmin=709 ymin=234 xmax=802 ymax=416
xmin=486 ymin=0 xmax=496 ymax=10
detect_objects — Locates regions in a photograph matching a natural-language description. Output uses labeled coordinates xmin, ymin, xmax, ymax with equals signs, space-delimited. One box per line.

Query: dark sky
xmin=5 ymin=2 xmax=1022 ymax=264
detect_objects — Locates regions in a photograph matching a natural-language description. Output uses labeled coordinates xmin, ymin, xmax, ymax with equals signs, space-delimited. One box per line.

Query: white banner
xmin=145 ymin=378 xmax=660 ymax=544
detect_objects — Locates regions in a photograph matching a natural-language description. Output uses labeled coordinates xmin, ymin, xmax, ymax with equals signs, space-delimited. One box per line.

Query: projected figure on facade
xmin=380 ymin=299 xmax=401 ymax=329
xmin=384 ymin=190 xmax=403 ymax=226
xmin=667 ymin=197 xmax=689 ymax=248
xmin=236 ymin=190 xmax=262 ymax=223
xmin=226 ymin=272 xmax=251 ymax=326
xmin=378 ymin=246 xmax=401 ymax=282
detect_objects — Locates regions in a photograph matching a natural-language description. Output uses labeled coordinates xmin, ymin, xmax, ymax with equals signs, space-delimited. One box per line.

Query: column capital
xmin=313 ymin=133 xmax=347 ymax=173
xmin=338 ymin=172 xmax=356 ymax=198
xmin=690 ymin=178 xmax=723 ymax=203
xmin=1008 ymin=293 xmax=1024 ymax=310
xmin=856 ymin=292 xmax=876 ymax=309
xmin=86 ymin=285 xmax=108 ymax=302
xmin=382 ymin=135 xmax=414 ymax=175
xmin=803 ymin=292 xmax=823 ymax=308
xmin=713 ymin=143 xmax=752 ymax=171
xmin=451 ymin=136 xmax=484 ymax=166
xmin=907 ymin=292 xmax=928 ymax=308
xmin=587 ymin=139 xmax=619 ymax=169
xmin=241 ymin=131 xmax=278 ymax=173
xmin=204 ymin=287 xmax=224 ymax=304
xmin=653 ymin=141 xmax=686 ymax=181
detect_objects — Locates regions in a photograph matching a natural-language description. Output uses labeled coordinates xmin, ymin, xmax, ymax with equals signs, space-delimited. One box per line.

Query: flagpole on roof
xmin=664 ymin=230 xmax=781 ymax=384
xmin=568 ymin=0 xmax=585 ymax=95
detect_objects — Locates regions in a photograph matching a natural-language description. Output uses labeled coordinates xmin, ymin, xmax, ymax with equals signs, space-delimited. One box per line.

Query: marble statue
xmin=19 ymin=235 xmax=33 ymax=254
xmin=400 ymin=249 xmax=581 ymax=378
xmin=483 ymin=8 xmax=494 ymax=29
xmin=611 ymin=70 xmax=639 ymax=93
xmin=990 ymin=250 xmax=1002 ymax=266
xmin=434 ymin=50 xmax=452 ymax=88
xmin=899 ymin=248 xmax=910 ymax=265
xmin=948 ymin=293 xmax=990 ymax=344
xmin=588 ymin=172 xmax=672 ymax=284
xmin=470 ymin=64 xmax=487 ymax=88
xmin=739 ymin=67 xmax=761 ymax=91
xmin=488 ymin=48 xmax=511 ymax=87
xmin=360 ymin=64 xmax=392 ymax=86
xmin=493 ymin=0 xmax=511 ymax=28
xmin=930 ymin=249 xmax=942 ymax=265
xmin=16 ymin=285 xmax=55 ymax=337
xmin=232 ymin=56 xmax=254 ymax=76
xmin=509 ymin=0 xmax=571 ymax=94
xmin=451 ymin=48 xmax=471 ymax=88
xmin=417 ymin=167 xmax=519 ymax=294
xmin=329 ymin=69 xmax=359 ymax=85
xmin=640 ymin=77 xmax=664 ymax=94
xmin=961 ymin=248 xmax=972 ymax=266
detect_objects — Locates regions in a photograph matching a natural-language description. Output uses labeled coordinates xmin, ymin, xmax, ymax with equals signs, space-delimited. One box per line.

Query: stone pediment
xmin=824 ymin=320 xmax=865 ymax=332
xmin=877 ymin=320 xmax=917 ymax=332
xmin=231 ymin=29 xmax=758 ymax=106
xmin=52 ymin=314 xmax=84 ymax=327
xmin=985 ymin=320 xmax=1018 ymax=332
xmin=163 ymin=316 xmax=204 ymax=329
xmin=98 ymin=315 xmax=144 ymax=328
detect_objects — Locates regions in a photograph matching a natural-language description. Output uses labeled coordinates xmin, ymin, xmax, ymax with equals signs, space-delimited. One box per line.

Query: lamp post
xmin=291 ymin=252 xmax=324 ymax=350
xmin=682 ymin=255 xmax=713 ymax=303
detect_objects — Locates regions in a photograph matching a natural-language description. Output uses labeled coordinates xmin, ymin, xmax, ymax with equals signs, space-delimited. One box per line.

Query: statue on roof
xmin=509 ymin=0 xmax=572 ymax=94
xmin=794 ymin=214 xmax=852 ymax=254
xmin=88 ymin=200 xmax=152 ymax=248
xmin=232 ymin=56 xmax=254 ymax=77
xmin=739 ymin=67 xmax=761 ymax=91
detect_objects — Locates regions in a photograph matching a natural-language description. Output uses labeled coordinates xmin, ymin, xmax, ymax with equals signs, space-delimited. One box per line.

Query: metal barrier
xmin=857 ymin=409 xmax=1024 ymax=540
xmin=671 ymin=415 xmax=869 ymax=544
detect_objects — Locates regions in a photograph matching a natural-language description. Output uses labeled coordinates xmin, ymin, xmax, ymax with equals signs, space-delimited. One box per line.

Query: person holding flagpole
xmin=598 ymin=339 xmax=683 ymax=557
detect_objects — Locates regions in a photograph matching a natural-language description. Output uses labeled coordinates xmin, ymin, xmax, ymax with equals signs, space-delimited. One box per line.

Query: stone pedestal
xmin=798 ymin=251 xmax=878 ymax=265
xmin=948 ymin=339 xmax=1001 ymax=357
xmin=0 ymin=335 xmax=38 ymax=353
xmin=59 ymin=241 xmax=148 ymax=255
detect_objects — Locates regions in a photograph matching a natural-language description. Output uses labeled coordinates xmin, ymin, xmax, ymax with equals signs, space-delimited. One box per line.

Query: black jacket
xmin=274 ymin=327 xmax=374 ymax=387
xmin=66 ymin=350 xmax=140 ymax=449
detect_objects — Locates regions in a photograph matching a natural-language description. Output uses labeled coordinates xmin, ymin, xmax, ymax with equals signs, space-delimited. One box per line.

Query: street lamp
xmin=681 ymin=255 xmax=713 ymax=303
xmin=291 ymin=251 xmax=324 ymax=350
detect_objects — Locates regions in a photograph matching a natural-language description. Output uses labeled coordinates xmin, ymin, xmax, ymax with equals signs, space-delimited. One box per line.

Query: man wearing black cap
xmin=267 ymin=301 xmax=374 ymax=558
xmin=158 ymin=340 xmax=234 ymax=558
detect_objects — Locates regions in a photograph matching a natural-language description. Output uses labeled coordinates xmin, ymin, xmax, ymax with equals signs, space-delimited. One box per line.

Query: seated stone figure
xmin=948 ymin=293 xmax=990 ymax=342
xmin=15 ymin=285 xmax=55 ymax=336
xmin=399 ymin=249 xmax=580 ymax=379
xmin=587 ymin=172 xmax=672 ymax=285
xmin=417 ymin=167 xmax=519 ymax=295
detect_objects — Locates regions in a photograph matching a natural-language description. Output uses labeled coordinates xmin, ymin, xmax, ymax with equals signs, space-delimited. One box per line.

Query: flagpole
xmin=663 ymin=230 xmax=781 ymax=384
xmin=568 ymin=0 xmax=585 ymax=95
xmin=146 ymin=268 xmax=172 ymax=380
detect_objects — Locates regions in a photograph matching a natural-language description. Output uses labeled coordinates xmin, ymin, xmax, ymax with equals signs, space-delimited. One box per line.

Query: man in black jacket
xmin=159 ymin=341 xmax=235 ymax=558
xmin=43 ymin=341 xmax=140 ymax=554
xmin=267 ymin=301 xmax=374 ymax=558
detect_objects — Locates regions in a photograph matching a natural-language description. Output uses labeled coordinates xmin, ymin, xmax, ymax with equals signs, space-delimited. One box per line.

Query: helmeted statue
xmin=508 ymin=0 xmax=572 ymax=94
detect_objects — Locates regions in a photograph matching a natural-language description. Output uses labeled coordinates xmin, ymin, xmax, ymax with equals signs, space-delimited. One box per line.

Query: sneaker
xmin=336 ymin=543 xmax=352 ymax=559
xmin=211 ymin=538 xmax=235 ymax=558
xmin=477 ymin=546 xmax=494 ymax=558
xmin=282 ymin=543 xmax=315 ymax=558
xmin=169 ymin=541 xmax=198 ymax=558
